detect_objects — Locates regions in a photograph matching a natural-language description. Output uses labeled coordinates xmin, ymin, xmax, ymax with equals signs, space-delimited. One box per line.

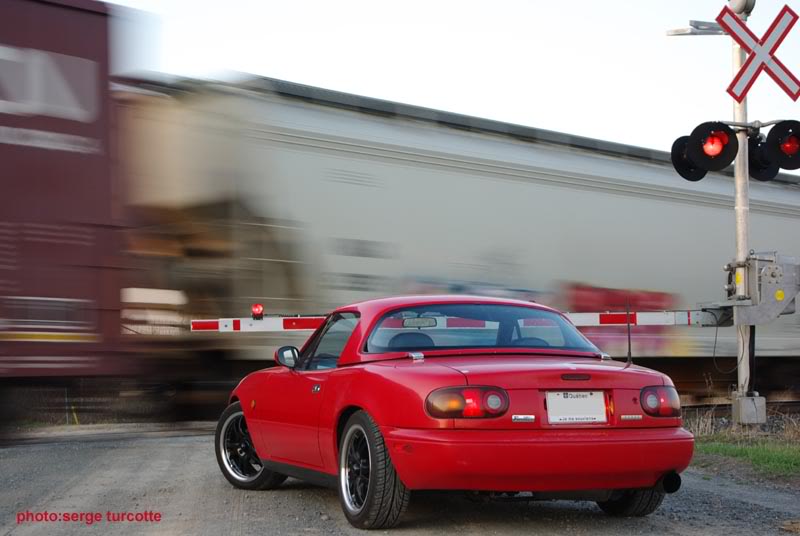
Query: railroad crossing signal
xmin=671 ymin=122 xmax=737 ymax=181
xmin=716 ymin=5 xmax=800 ymax=102
xmin=667 ymin=2 xmax=800 ymax=425
xmin=671 ymin=120 xmax=800 ymax=182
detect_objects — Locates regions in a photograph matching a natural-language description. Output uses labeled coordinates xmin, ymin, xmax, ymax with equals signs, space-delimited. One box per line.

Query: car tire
xmin=338 ymin=410 xmax=410 ymax=529
xmin=215 ymin=401 xmax=287 ymax=490
xmin=597 ymin=488 xmax=665 ymax=517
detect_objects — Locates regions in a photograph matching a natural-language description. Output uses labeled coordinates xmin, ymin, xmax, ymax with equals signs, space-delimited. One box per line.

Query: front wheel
xmin=215 ymin=401 xmax=287 ymax=490
xmin=338 ymin=410 xmax=410 ymax=529
xmin=597 ymin=488 xmax=665 ymax=517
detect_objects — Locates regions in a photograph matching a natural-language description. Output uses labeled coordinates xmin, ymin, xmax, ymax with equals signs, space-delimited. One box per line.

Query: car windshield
xmin=366 ymin=303 xmax=599 ymax=354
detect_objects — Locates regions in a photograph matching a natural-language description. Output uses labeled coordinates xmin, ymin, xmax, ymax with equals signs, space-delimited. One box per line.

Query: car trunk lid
xmin=426 ymin=355 xmax=676 ymax=430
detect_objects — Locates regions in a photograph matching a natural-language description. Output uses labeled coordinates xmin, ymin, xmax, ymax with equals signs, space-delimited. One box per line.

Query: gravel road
xmin=1 ymin=429 xmax=798 ymax=535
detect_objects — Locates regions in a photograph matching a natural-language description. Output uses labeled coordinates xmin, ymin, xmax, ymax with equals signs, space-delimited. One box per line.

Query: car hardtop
xmin=335 ymin=294 xmax=563 ymax=319
xmin=323 ymin=295 xmax=588 ymax=367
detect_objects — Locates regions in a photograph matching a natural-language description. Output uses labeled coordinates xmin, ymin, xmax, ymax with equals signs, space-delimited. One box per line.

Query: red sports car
xmin=214 ymin=295 xmax=693 ymax=529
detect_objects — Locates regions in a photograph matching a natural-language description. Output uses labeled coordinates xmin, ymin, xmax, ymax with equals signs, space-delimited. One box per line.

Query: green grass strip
xmin=697 ymin=440 xmax=800 ymax=476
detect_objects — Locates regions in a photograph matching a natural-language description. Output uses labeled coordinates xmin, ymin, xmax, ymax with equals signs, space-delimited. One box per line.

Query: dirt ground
xmin=1 ymin=426 xmax=799 ymax=535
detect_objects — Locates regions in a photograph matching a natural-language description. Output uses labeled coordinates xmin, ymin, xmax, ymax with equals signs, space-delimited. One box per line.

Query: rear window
xmin=365 ymin=303 xmax=598 ymax=353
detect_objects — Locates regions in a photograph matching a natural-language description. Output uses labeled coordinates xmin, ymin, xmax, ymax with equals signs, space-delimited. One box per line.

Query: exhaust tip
xmin=659 ymin=471 xmax=681 ymax=494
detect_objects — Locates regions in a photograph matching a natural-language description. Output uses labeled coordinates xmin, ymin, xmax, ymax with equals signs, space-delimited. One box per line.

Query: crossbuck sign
xmin=716 ymin=5 xmax=800 ymax=102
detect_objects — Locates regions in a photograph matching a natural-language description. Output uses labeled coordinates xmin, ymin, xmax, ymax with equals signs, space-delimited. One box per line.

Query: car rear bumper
xmin=382 ymin=426 xmax=694 ymax=491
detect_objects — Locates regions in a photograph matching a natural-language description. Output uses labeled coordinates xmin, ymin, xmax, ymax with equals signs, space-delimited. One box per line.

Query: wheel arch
xmin=336 ymin=405 xmax=364 ymax=454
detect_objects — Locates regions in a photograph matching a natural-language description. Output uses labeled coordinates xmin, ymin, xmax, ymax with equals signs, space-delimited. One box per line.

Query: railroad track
xmin=630 ymin=355 xmax=799 ymax=407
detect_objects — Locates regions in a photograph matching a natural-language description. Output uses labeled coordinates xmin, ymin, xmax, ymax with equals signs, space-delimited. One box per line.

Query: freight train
xmin=0 ymin=0 xmax=133 ymax=379
xmin=117 ymin=76 xmax=800 ymax=356
xmin=114 ymin=75 xmax=800 ymax=403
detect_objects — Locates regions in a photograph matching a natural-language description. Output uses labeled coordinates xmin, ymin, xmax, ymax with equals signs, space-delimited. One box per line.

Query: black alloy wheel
xmin=343 ymin=425 xmax=371 ymax=512
xmin=214 ymin=401 xmax=287 ymax=490
xmin=338 ymin=410 xmax=410 ymax=529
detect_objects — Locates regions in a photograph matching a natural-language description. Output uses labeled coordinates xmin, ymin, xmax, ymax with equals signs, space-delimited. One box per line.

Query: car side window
xmin=304 ymin=312 xmax=359 ymax=370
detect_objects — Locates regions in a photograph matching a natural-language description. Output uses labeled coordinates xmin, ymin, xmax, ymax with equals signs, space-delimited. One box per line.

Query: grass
xmin=696 ymin=439 xmax=800 ymax=476
xmin=684 ymin=409 xmax=800 ymax=478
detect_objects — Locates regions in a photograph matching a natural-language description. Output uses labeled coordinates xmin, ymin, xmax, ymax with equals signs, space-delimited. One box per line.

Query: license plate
xmin=546 ymin=391 xmax=607 ymax=424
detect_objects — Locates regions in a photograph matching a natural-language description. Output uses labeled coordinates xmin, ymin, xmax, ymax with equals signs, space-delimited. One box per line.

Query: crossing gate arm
xmin=189 ymin=310 xmax=728 ymax=334
xmin=190 ymin=316 xmax=326 ymax=332
xmin=564 ymin=310 xmax=726 ymax=327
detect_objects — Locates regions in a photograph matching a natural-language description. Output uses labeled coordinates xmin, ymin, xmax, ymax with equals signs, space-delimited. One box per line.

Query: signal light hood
xmin=749 ymin=135 xmax=780 ymax=182
xmin=671 ymin=136 xmax=707 ymax=182
xmin=766 ymin=120 xmax=800 ymax=170
xmin=686 ymin=122 xmax=738 ymax=172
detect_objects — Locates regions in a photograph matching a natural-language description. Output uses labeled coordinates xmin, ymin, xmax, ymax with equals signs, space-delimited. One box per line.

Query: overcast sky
xmin=110 ymin=0 xmax=800 ymax=156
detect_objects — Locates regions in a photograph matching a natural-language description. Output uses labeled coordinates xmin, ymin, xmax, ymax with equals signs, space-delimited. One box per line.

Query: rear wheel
xmin=338 ymin=410 xmax=410 ymax=529
xmin=597 ymin=489 xmax=665 ymax=517
xmin=215 ymin=401 xmax=287 ymax=490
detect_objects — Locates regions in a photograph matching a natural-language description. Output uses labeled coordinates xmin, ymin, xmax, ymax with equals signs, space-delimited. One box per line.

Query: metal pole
xmin=731 ymin=12 xmax=752 ymax=400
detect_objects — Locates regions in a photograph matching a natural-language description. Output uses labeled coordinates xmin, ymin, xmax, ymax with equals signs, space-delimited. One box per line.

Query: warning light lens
xmin=780 ymin=135 xmax=800 ymax=156
xmin=251 ymin=303 xmax=264 ymax=319
xmin=702 ymin=135 xmax=725 ymax=157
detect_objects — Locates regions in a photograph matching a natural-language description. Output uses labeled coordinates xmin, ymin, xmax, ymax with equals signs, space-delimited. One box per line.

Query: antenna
xmin=624 ymin=298 xmax=633 ymax=369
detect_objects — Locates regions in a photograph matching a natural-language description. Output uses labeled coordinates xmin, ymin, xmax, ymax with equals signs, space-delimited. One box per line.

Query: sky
xmin=109 ymin=0 xmax=800 ymax=155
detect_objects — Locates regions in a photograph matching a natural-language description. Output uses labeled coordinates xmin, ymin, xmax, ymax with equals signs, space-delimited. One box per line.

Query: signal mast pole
xmin=731 ymin=7 xmax=753 ymax=407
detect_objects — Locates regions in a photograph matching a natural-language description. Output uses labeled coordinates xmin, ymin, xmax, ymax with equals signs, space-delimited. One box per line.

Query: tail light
xmin=426 ymin=386 xmax=509 ymax=419
xmin=640 ymin=386 xmax=681 ymax=417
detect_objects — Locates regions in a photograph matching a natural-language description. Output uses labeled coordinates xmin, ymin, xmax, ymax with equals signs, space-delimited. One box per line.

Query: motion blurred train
xmin=111 ymin=73 xmax=800 ymax=404
xmin=3 ymin=0 xmax=800 ymax=419
xmin=116 ymin=75 xmax=800 ymax=355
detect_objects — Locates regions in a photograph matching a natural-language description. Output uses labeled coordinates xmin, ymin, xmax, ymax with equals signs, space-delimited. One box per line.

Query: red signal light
xmin=251 ymin=303 xmax=264 ymax=320
xmin=766 ymin=121 xmax=800 ymax=170
xmin=675 ymin=122 xmax=738 ymax=179
xmin=780 ymin=135 xmax=800 ymax=156
xmin=702 ymin=132 xmax=727 ymax=157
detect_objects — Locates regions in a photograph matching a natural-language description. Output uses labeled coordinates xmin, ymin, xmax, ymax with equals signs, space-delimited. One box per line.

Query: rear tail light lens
xmin=426 ymin=386 xmax=509 ymax=419
xmin=640 ymin=386 xmax=681 ymax=417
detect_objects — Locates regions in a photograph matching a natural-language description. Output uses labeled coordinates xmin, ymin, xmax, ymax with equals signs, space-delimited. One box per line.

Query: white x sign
xmin=716 ymin=5 xmax=800 ymax=102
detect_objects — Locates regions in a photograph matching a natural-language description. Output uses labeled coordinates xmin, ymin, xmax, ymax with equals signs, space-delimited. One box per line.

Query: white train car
xmin=118 ymin=77 xmax=800 ymax=359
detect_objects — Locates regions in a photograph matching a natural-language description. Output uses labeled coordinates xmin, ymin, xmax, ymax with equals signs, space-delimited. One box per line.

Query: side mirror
xmin=275 ymin=346 xmax=299 ymax=368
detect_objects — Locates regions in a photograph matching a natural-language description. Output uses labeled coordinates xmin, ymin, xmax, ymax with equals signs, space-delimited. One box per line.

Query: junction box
xmin=705 ymin=252 xmax=800 ymax=327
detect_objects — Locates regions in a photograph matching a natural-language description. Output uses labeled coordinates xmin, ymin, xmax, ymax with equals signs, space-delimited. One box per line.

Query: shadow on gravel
xmin=397 ymin=491 xmax=651 ymax=532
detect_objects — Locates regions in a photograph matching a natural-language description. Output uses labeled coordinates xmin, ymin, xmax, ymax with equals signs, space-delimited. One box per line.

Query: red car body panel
xmin=383 ymin=427 xmax=694 ymax=491
xmin=230 ymin=295 xmax=695 ymax=491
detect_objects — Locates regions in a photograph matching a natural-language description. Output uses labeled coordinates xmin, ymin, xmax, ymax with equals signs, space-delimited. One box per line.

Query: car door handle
xmin=312 ymin=384 xmax=321 ymax=394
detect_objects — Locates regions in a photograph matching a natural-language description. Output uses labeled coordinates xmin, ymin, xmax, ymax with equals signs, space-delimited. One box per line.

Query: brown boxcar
xmin=0 ymin=0 xmax=130 ymax=380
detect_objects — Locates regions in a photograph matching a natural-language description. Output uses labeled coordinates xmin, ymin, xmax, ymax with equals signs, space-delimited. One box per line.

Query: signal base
xmin=731 ymin=396 xmax=766 ymax=425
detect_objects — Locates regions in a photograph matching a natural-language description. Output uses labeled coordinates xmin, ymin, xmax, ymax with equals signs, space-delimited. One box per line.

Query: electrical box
xmin=734 ymin=252 xmax=799 ymax=325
